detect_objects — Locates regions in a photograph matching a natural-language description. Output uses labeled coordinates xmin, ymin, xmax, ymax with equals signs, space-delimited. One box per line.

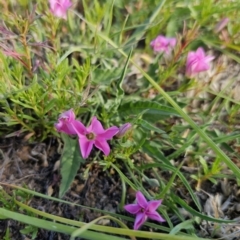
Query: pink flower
xmin=124 ymin=191 xmax=165 ymax=230
xmin=55 ymin=110 xmax=119 ymax=158
xmin=116 ymin=123 xmax=132 ymax=138
xmin=49 ymin=0 xmax=72 ymax=19
xmin=75 ymin=117 xmax=119 ymax=158
xmin=55 ymin=109 xmax=85 ymax=135
xmin=150 ymin=35 xmax=176 ymax=54
xmin=186 ymin=47 xmax=214 ymax=77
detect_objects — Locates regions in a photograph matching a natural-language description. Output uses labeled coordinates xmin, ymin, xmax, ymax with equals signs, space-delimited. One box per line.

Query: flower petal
xmin=94 ymin=138 xmax=110 ymax=155
xmin=205 ymin=55 xmax=215 ymax=63
xmin=192 ymin=61 xmax=209 ymax=72
xmin=99 ymin=126 xmax=119 ymax=140
xmin=72 ymin=120 xmax=86 ymax=135
xmin=49 ymin=0 xmax=56 ymax=8
xmin=49 ymin=0 xmax=72 ymax=19
xmin=62 ymin=0 xmax=72 ymax=8
xmin=55 ymin=109 xmax=81 ymax=134
xmin=59 ymin=109 xmax=75 ymax=121
xmin=124 ymin=204 xmax=141 ymax=214
xmin=196 ymin=47 xmax=205 ymax=58
xmin=88 ymin=117 xmax=105 ymax=134
xmin=55 ymin=120 xmax=76 ymax=135
xmin=147 ymin=211 xmax=165 ymax=222
xmin=169 ymin=38 xmax=177 ymax=47
xmin=147 ymin=200 xmax=162 ymax=212
xmin=136 ymin=191 xmax=148 ymax=209
xmin=158 ymin=36 xmax=168 ymax=45
xmin=78 ymin=136 xmax=94 ymax=158
xmin=150 ymin=35 xmax=176 ymax=53
xmin=53 ymin=6 xmax=66 ymax=19
xmin=134 ymin=213 xmax=147 ymax=230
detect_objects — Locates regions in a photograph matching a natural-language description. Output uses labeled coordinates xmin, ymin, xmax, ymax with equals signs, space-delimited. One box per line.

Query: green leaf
xmin=124 ymin=0 xmax=167 ymax=51
xmin=43 ymin=99 xmax=57 ymax=114
xmin=119 ymin=101 xmax=179 ymax=122
xmin=141 ymin=142 xmax=202 ymax=211
xmin=139 ymin=119 xmax=166 ymax=134
xmin=3 ymin=226 xmax=10 ymax=240
xmin=20 ymin=113 xmax=37 ymax=121
xmin=0 ymin=208 xmax=125 ymax=240
xmin=199 ymin=156 xmax=208 ymax=175
xmin=209 ymin=177 xmax=218 ymax=185
xmin=117 ymin=49 xmax=132 ymax=98
xmin=158 ymin=162 xmax=183 ymax=199
xmin=173 ymin=195 xmax=234 ymax=223
xmin=59 ymin=134 xmax=85 ymax=198
xmin=133 ymin=128 xmax=147 ymax=152
xmin=9 ymin=99 xmax=34 ymax=109
xmin=170 ymin=219 xmax=195 ymax=235
xmin=214 ymin=133 xmax=240 ymax=143
xmin=166 ymin=18 xmax=179 ymax=37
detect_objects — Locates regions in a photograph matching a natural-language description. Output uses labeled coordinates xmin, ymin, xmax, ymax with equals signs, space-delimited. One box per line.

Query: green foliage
xmin=59 ymin=134 xmax=85 ymax=198
xmin=20 ymin=225 xmax=38 ymax=240
xmin=119 ymin=101 xmax=180 ymax=122
xmin=1 ymin=0 xmax=240 ymax=239
xmin=191 ymin=156 xmax=224 ymax=189
xmin=3 ymin=227 xmax=10 ymax=240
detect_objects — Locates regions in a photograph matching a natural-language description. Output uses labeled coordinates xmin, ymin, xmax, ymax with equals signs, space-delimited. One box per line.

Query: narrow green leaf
xmin=124 ymin=0 xmax=167 ymax=51
xmin=57 ymin=46 xmax=92 ymax=66
xmin=166 ymin=134 xmax=197 ymax=160
xmin=0 ymin=208 xmax=124 ymax=240
xmin=170 ymin=219 xmax=195 ymax=235
xmin=105 ymin=0 xmax=115 ymax=35
xmin=199 ymin=156 xmax=209 ymax=175
xmin=70 ymin=215 xmax=131 ymax=240
xmin=158 ymin=161 xmax=184 ymax=199
xmin=20 ymin=114 xmax=37 ymax=121
xmin=138 ymin=146 xmax=202 ymax=212
xmin=173 ymin=195 xmax=234 ymax=223
xmin=0 ymin=207 xmax=210 ymax=240
xmin=119 ymin=101 xmax=179 ymax=122
xmin=139 ymin=119 xmax=166 ymax=134
xmin=10 ymin=99 xmax=34 ymax=109
xmin=43 ymin=98 xmax=57 ymax=114
xmin=214 ymin=133 xmax=240 ymax=144
xmin=117 ymin=48 xmax=132 ymax=97
xmin=59 ymin=134 xmax=85 ymax=198
xmin=3 ymin=183 xmax=172 ymax=232
xmin=111 ymin=163 xmax=136 ymax=190
xmin=141 ymin=142 xmax=170 ymax=166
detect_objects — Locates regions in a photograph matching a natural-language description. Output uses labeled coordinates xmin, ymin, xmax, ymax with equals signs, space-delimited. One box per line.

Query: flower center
xmin=86 ymin=132 xmax=95 ymax=140
xmin=140 ymin=208 xmax=145 ymax=213
xmin=61 ymin=117 xmax=69 ymax=122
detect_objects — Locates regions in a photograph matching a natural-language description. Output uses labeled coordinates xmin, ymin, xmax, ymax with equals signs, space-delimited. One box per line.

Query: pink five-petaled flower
xmin=75 ymin=116 xmax=119 ymax=159
xmin=124 ymin=191 xmax=165 ymax=230
xmin=49 ymin=0 xmax=72 ymax=19
xmin=55 ymin=110 xmax=119 ymax=159
xmin=186 ymin=47 xmax=215 ymax=77
xmin=150 ymin=35 xmax=176 ymax=54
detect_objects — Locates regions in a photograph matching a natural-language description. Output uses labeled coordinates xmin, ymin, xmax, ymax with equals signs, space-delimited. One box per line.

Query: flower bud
xmin=214 ymin=18 xmax=229 ymax=33
xmin=116 ymin=123 xmax=132 ymax=138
